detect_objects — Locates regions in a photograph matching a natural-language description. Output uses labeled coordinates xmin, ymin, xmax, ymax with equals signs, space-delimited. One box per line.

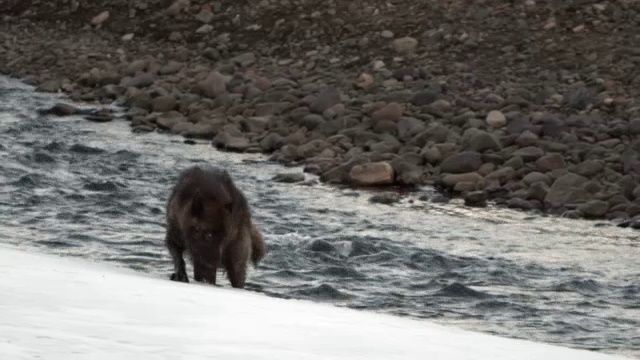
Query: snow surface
xmin=0 ymin=245 xmax=629 ymax=360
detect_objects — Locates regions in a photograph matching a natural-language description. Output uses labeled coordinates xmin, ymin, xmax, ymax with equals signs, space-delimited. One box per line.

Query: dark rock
xmin=369 ymin=192 xmax=400 ymax=205
xmin=272 ymin=173 xmax=305 ymax=183
xmin=507 ymin=198 xmax=537 ymax=210
xmin=440 ymin=151 xmax=483 ymax=174
xmin=578 ymin=200 xmax=610 ymax=218
xmin=574 ymin=160 xmax=605 ymax=177
xmin=464 ymin=190 xmax=488 ymax=207
xmin=39 ymin=103 xmax=79 ymax=116
xmin=468 ymin=131 xmax=502 ymax=152
xmin=513 ymin=146 xmax=544 ymax=162
xmin=545 ymin=173 xmax=590 ymax=208
xmin=536 ymin=153 xmax=566 ymax=172
xmin=411 ymin=91 xmax=438 ymax=106
xmin=310 ymin=87 xmax=341 ymax=114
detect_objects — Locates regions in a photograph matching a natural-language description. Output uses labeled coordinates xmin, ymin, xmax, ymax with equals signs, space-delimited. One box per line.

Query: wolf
xmin=164 ymin=165 xmax=265 ymax=288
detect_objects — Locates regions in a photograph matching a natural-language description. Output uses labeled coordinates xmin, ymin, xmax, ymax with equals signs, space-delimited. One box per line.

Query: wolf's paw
xmin=170 ymin=272 xmax=189 ymax=283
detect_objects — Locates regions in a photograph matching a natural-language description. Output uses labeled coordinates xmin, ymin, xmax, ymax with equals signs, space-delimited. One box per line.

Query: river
xmin=0 ymin=76 xmax=638 ymax=358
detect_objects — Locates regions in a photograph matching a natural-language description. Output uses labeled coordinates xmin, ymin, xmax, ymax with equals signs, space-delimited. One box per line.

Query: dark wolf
xmin=164 ymin=165 xmax=265 ymax=288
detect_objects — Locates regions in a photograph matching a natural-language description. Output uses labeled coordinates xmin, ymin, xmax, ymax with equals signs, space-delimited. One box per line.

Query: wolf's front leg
xmin=166 ymin=228 xmax=188 ymax=283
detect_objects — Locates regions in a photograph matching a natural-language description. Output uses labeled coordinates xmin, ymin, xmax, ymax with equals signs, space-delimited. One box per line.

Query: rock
xmin=513 ymin=146 xmax=545 ymax=162
xmin=522 ymin=172 xmax=550 ymax=186
xmin=272 ymin=173 xmax=305 ymax=183
xmin=440 ymin=151 xmax=483 ymax=174
xmin=629 ymin=118 xmax=640 ymax=135
xmin=349 ymin=162 xmax=395 ymax=186
xmin=307 ymin=88 xmax=339 ymax=115
xmin=241 ymin=116 xmax=270 ymax=133
xmin=486 ymin=110 xmax=506 ymax=128
xmin=196 ymin=24 xmax=213 ymax=33
xmin=213 ymin=128 xmax=250 ymax=153
xmin=156 ymin=111 xmax=186 ymax=130
xmin=441 ymin=172 xmax=483 ymax=187
xmin=371 ymin=102 xmax=404 ymax=123
xmin=36 ymin=80 xmax=60 ymax=93
xmin=91 ymin=11 xmax=109 ymax=26
xmin=411 ymin=91 xmax=438 ymax=106
xmin=195 ymin=4 xmax=214 ymax=23
xmin=515 ymin=130 xmax=539 ymax=147
xmin=121 ymin=72 xmax=156 ymax=88
xmin=355 ymin=73 xmax=374 ymax=89
xmin=536 ymin=153 xmax=566 ymax=172
xmin=468 ymin=131 xmax=501 ymax=152
xmin=578 ymin=200 xmax=610 ymax=218
xmin=369 ymin=192 xmax=400 ymax=205
xmin=231 ymin=52 xmax=257 ymax=67
xmin=199 ymin=71 xmax=227 ymax=98
xmin=544 ymin=173 xmax=590 ymax=208
xmin=300 ymin=114 xmax=325 ymax=130
xmin=464 ymin=191 xmax=488 ymax=207
xmin=122 ymin=33 xmax=134 ymax=41
xmin=151 ymin=95 xmax=177 ymax=112
xmin=507 ymin=198 xmax=537 ymax=211
xmin=392 ymin=37 xmax=418 ymax=54
xmin=574 ymin=160 xmax=605 ymax=177
xmin=421 ymin=146 xmax=442 ymax=165
xmin=397 ymin=117 xmax=426 ymax=140
xmin=39 ymin=103 xmax=79 ymax=116
xmin=167 ymin=0 xmax=189 ymax=15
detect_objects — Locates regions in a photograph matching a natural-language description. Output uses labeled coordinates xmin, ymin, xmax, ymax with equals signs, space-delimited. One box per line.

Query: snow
xmin=0 ymin=245 xmax=628 ymax=360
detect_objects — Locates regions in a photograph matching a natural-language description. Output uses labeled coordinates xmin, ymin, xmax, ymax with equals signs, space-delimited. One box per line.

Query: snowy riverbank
xmin=0 ymin=245 xmax=629 ymax=360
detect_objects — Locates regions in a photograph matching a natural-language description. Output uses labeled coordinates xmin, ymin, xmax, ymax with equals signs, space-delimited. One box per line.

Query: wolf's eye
xmin=206 ymin=232 xmax=214 ymax=239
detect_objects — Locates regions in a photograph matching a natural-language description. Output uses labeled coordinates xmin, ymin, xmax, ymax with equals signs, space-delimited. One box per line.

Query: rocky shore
xmin=2 ymin=0 xmax=640 ymax=224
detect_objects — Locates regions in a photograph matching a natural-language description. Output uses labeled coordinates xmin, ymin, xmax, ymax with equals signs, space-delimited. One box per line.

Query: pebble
xmin=486 ymin=110 xmax=507 ymax=128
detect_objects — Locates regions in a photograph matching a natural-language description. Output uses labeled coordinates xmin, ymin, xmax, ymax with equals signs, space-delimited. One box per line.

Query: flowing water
xmin=0 ymin=76 xmax=638 ymax=358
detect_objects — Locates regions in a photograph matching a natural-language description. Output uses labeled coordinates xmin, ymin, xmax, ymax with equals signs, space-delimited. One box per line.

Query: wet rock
xmin=260 ymin=132 xmax=285 ymax=152
xmin=272 ymin=173 xmax=305 ymax=183
xmin=440 ymin=151 xmax=483 ymax=174
xmin=84 ymin=181 xmax=118 ymax=192
xmin=349 ymin=162 xmax=394 ymax=186
xmin=39 ymin=103 xmax=79 ymax=116
xmin=369 ymin=192 xmax=400 ymax=205
xmin=70 ymin=144 xmax=105 ymax=154
xmin=578 ymin=200 xmax=610 ymax=218
xmin=33 ymin=152 xmax=55 ymax=163
xmin=156 ymin=111 xmax=185 ymax=130
xmin=308 ymin=239 xmax=336 ymax=252
xmin=507 ymin=198 xmax=537 ymax=210
xmin=464 ymin=190 xmax=488 ymax=207
xmin=36 ymin=80 xmax=60 ymax=93
xmin=545 ymin=173 xmax=590 ymax=208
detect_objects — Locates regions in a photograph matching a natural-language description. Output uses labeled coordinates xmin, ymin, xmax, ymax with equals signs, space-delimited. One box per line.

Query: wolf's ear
xmin=191 ymin=191 xmax=205 ymax=218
